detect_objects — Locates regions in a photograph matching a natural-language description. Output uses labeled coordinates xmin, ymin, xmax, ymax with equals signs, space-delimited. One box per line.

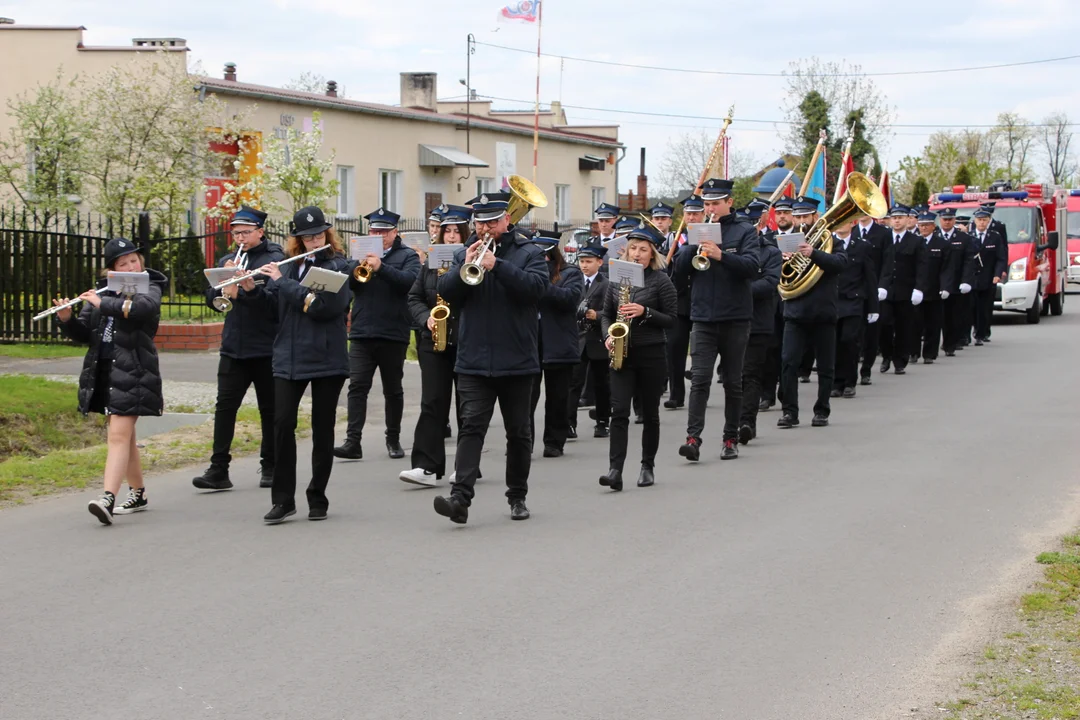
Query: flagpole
xmin=798 ymin=129 xmax=827 ymax=197
xmin=531 ymin=0 xmax=543 ymax=184
xmin=833 ymin=120 xmax=856 ymax=205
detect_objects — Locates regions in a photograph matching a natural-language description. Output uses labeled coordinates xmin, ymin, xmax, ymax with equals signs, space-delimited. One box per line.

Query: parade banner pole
xmin=799 ymin=130 xmax=826 ymax=198
xmin=531 ymin=1 xmax=543 ymax=184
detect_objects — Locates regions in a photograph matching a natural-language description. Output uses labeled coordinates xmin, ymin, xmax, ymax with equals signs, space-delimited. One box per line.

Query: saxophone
xmin=607 ymin=279 xmax=631 ymax=370
xmin=430 ymin=266 xmax=451 ymax=353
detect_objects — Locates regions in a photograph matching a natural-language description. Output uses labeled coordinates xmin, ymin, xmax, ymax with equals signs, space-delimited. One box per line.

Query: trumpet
xmin=691 ymin=214 xmax=717 ymax=271
xmin=353 ymin=259 xmax=373 ymax=283
xmin=212 ymin=247 xmax=250 ymax=313
xmin=214 ymin=244 xmax=329 ymax=290
xmin=32 ymin=288 xmax=106 ymax=322
xmin=460 ymin=233 xmax=494 ymax=286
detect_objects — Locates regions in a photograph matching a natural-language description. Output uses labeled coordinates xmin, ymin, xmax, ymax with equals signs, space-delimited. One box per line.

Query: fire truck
xmin=1064 ymin=189 xmax=1080 ymax=286
xmin=930 ymin=183 xmax=1066 ymax=324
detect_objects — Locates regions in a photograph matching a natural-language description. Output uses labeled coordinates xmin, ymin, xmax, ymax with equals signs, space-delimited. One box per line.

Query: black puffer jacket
xmin=750 ymin=244 xmax=782 ymax=335
xmin=600 ymin=266 xmax=678 ymax=347
xmin=348 ymin=239 xmax=420 ymax=343
xmin=408 ymin=263 xmax=460 ymax=352
xmin=539 ymin=264 xmax=584 ymax=365
xmin=262 ymin=252 xmax=352 ymax=380
xmin=205 ymin=239 xmax=285 ymax=359
xmin=674 ymin=213 xmax=761 ymax=323
xmin=782 ymin=245 xmax=849 ymax=323
xmin=61 ymin=269 xmax=168 ymax=417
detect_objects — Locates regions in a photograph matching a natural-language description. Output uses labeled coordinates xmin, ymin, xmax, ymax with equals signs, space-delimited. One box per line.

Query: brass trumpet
xmin=691 ymin=214 xmax=716 ymax=271
xmin=353 ymin=259 xmax=373 ymax=283
xmin=460 ymin=233 xmax=494 ymax=286
xmin=212 ymin=246 xmax=249 ymax=313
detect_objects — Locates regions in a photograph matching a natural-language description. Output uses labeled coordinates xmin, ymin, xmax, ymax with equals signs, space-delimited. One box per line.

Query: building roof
xmin=196 ymin=76 xmax=622 ymax=149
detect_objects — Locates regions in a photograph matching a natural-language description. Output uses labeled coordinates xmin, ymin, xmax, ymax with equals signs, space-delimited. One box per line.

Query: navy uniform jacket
xmin=347 ymin=238 xmax=421 ymax=343
xmin=970 ymin=228 xmax=1009 ymax=291
xmin=921 ymin=230 xmax=960 ymax=298
xmin=263 ymin=251 xmax=351 ymax=380
xmin=538 ymin=265 xmax=584 ymax=365
xmin=834 ymin=235 xmax=879 ymax=319
xmin=940 ymin=229 xmax=977 ymax=293
xmin=782 ymin=243 xmax=849 ymax=323
xmin=854 ymin=221 xmax=891 ymax=284
xmin=576 ymin=270 xmax=610 ymax=361
xmin=884 ymin=230 xmax=929 ymax=301
xmin=750 ymin=244 xmax=782 ymax=335
xmin=673 ymin=213 xmax=761 ymax=323
xmin=205 ymin=239 xmax=285 ymax=359
xmin=437 ymin=230 xmax=549 ymax=377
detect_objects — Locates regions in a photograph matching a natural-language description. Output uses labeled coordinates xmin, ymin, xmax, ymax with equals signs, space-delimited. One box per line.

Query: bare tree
xmin=1041 ymin=111 xmax=1075 ymax=184
xmin=780 ymin=57 xmax=896 ymax=156
xmin=991 ymin=112 xmax=1036 ymax=185
xmin=654 ymin=130 xmax=713 ymax=197
xmin=283 ymin=71 xmax=344 ymax=97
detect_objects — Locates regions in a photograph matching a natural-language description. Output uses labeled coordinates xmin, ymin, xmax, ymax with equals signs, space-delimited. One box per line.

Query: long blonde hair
xmin=285 ymin=227 xmax=343 ymax=258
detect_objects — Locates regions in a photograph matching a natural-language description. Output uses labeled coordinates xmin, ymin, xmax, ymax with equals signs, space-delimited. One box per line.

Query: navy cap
xmin=473 ymin=192 xmax=512 ymax=222
xmin=649 ymin=202 xmax=674 ymax=218
xmin=365 ymin=207 xmax=401 ymax=230
xmin=680 ymin=193 xmax=705 ymax=211
xmin=700 ymin=178 xmax=734 ymax=200
xmin=428 ymin=203 xmax=448 ymax=222
xmin=907 ymin=205 xmax=922 ymax=217
xmin=103 ymin=237 xmax=141 ymax=267
xmin=614 ymin=217 xmax=637 ymax=236
xmin=230 ymin=205 xmax=267 ymax=227
xmin=577 ymin=242 xmax=608 ymax=259
xmin=293 ymin=206 xmax=333 ymax=236
xmin=735 ymin=207 xmax=750 ymax=221
xmin=972 ymin=207 xmax=993 ymax=218
xmin=594 ymin=202 xmax=620 ymax=219
xmin=793 ymin=196 xmax=820 ymax=216
xmin=888 ymin=203 xmax=911 ymax=217
xmin=917 ymin=212 xmax=938 ymax=223
xmin=773 ymin=197 xmax=794 ymax=211
xmin=531 ymin=229 xmax=561 ymax=253
xmin=463 ymin=195 xmax=480 ymax=206
xmin=439 ymin=205 xmax=472 ymax=225
xmin=742 ymin=204 xmax=766 ymax=221
xmin=627 ymin=221 xmax=662 ymax=246
xmin=937 ymin=207 xmax=957 ymax=218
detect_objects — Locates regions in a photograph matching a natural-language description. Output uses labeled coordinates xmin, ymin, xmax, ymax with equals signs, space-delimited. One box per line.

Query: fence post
xmin=137 ymin=212 xmax=151 ymax=256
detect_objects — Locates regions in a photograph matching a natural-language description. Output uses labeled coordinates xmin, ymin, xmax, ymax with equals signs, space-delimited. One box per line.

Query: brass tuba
xmin=505 ymin=174 xmax=549 ymax=225
xmin=607 ymin=280 xmax=632 ymax=370
xmin=778 ymin=172 xmax=887 ymax=300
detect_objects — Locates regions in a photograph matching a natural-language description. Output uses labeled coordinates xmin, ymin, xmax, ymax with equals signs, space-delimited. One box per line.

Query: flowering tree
xmin=260 ymin=111 xmax=339 ymax=214
xmin=202 ymin=116 xmax=274 ymax=222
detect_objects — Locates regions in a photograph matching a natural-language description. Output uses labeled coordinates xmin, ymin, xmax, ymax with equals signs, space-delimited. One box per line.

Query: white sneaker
xmin=398 ymin=467 xmax=439 ymax=487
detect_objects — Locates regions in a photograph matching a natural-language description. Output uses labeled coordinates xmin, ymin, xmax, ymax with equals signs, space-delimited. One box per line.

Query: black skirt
xmin=87 ymin=358 xmax=113 ymax=415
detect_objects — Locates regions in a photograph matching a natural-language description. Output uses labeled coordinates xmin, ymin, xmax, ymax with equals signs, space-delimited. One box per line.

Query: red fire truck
xmin=1064 ymin=189 xmax=1080 ymax=287
xmin=930 ymin=184 xmax=1066 ymax=323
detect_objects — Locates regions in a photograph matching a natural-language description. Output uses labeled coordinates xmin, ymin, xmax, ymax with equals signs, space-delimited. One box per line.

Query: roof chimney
xmin=400 ymin=72 xmax=437 ymax=112
xmin=223 ymin=62 xmax=236 ymax=82
xmin=326 ymin=80 xmax=338 ymax=98
xmin=637 ymin=148 xmax=648 ymax=201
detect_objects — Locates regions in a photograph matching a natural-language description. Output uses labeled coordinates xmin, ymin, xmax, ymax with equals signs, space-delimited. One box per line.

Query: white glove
xmin=940 ymin=290 xmax=950 ymax=300
xmin=867 ymin=313 xmax=879 ymax=324
xmin=911 ymin=289 xmax=924 ymax=306
xmin=877 ymin=288 xmax=887 ymax=302
xmin=959 ymin=283 xmax=972 ymax=294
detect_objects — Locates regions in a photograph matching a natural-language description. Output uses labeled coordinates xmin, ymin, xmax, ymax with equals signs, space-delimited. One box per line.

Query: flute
xmin=213 ymin=244 xmax=328 ymax=290
xmin=32 ymin=289 xmax=106 ymax=322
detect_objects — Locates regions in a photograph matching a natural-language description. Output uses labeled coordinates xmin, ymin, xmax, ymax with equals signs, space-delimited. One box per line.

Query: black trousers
xmin=860 ymin=319 xmax=880 ymax=379
xmin=570 ymin=354 xmax=610 ymax=426
xmin=739 ymin=333 xmax=771 ymax=431
xmin=781 ymin=320 xmax=836 ymax=420
xmin=609 ymin=343 xmax=667 ymax=472
xmin=942 ymin=294 xmax=967 ymax=352
xmin=451 ymin=373 xmax=532 ymax=507
xmin=211 ymin=355 xmax=275 ymax=473
xmin=799 ymin=347 xmax=815 ymax=377
xmin=665 ymin=315 xmax=691 ymax=404
xmin=919 ymin=300 xmax=944 ymax=359
xmin=344 ymin=339 xmax=407 ymax=444
xmin=880 ymin=300 xmax=915 ymax=370
xmin=687 ymin=320 xmax=750 ymax=442
xmin=530 ymin=363 xmax=574 ymax=452
xmin=272 ymin=375 xmax=346 ymax=510
xmin=973 ymin=287 xmax=995 ymax=340
xmin=834 ymin=315 xmax=864 ymax=390
xmin=411 ymin=345 xmax=458 ymax=477
xmin=762 ymin=319 xmax=783 ymax=404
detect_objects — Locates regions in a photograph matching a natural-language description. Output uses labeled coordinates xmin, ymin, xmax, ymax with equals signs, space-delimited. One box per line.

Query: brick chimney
xmin=636 ymin=148 xmax=648 ymax=202
xmin=326 ymin=80 xmax=338 ymax=98
xmin=400 ymin=72 xmax=437 ymax=112
xmin=223 ymin=62 xmax=237 ymax=82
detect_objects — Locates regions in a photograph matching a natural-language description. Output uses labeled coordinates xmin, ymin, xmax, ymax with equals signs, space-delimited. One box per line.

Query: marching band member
xmin=335 ymin=208 xmax=421 ymax=461
xmin=432 ymin=193 xmax=548 ymax=524
xmin=777 ymin=222 xmax=848 ymax=429
xmin=400 ymin=206 xmax=471 ymax=487
xmin=194 ymin=206 xmax=284 ymax=492
xmin=649 ymin=201 xmax=675 ymax=254
xmin=937 ymin=207 xmax=976 ymax=356
xmin=427 ymin=204 xmax=446 ymax=242
xmin=675 ymin=178 xmax=760 ymax=461
xmin=598 ymin=224 xmax=677 ymax=491
xmin=663 ymin=193 xmax=704 ymax=410
xmin=760 ymin=197 xmax=796 ymax=410
xmin=853 ymin=213 xmax=891 ymax=385
xmin=831 ymin=219 xmax=878 ymax=399
xmin=792 ymin=197 xmax=820 ymax=383
xmin=57 ymin=238 xmax=167 ymax=525
xmin=879 ymin=204 xmax=927 ymax=375
xmin=969 ymin=206 xmax=1008 ymax=345
xmin=258 ymin=207 xmax=351 ymax=524
xmin=570 ymin=242 xmax=611 ymax=439
xmin=913 ymin=211 xmax=958 ymax=364
xmin=592 ymin=202 xmax=619 ymax=246
xmin=529 ymin=230 xmax=584 ymax=458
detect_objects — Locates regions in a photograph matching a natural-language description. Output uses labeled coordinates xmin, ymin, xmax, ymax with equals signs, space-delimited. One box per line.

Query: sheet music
xmin=608 ymin=259 xmax=645 ymax=288
xmin=426 ymin=244 xmax=460 ymax=270
xmin=106 ymin=271 xmax=150 ymax=295
xmin=299 ymin=266 xmax=348 ymax=293
xmin=399 ymin=232 xmax=429 ymax=252
xmin=687 ymin=224 xmax=724 ymax=246
xmin=203 ymin=267 xmax=239 ymax=286
xmin=776 ymin=232 xmax=806 ymax=254
xmin=349 ymin=235 xmax=383 ymax=261
xmin=605 ymin=237 xmax=628 ymax=260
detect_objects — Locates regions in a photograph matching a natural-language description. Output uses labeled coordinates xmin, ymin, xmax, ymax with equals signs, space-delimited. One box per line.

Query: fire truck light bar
xmin=936 ymin=191 xmax=1030 ymax=202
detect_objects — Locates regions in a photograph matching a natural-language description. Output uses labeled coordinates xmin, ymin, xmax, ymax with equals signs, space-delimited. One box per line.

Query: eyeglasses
xmin=231 ymin=229 xmax=258 ymax=239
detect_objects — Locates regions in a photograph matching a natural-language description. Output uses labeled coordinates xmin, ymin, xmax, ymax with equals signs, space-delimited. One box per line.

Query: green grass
xmin=0 ymin=375 xmax=105 ymax=461
xmin=0 ymin=343 xmax=86 ymax=359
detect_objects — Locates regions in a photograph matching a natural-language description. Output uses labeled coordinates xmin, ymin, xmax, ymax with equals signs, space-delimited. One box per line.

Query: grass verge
xmin=0 ymin=343 xmax=86 ymax=359
xmin=0 ymin=375 xmax=106 ymax=460
xmin=925 ymin=532 xmax=1080 ymax=720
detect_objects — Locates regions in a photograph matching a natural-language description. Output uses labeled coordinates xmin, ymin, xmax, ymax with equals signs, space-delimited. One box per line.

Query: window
xmin=476 ymin=177 xmax=494 ymax=198
xmin=591 ymin=186 xmax=606 ymax=210
xmin=379 ymin=169 xmax=403 ymax=213
xmin=336 ymin=165 xmax=355 ymax=216
xmin=554 ymin=184 xmax=570 ymax=224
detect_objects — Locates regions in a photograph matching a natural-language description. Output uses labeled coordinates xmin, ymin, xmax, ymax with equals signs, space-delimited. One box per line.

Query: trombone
xmin=214 ymin=244 xmax=328 ymax=290
xmin=691 ymin=214 xmax=717 ymax=271
xmin=212 ymin=246 xmax=249 ymax=313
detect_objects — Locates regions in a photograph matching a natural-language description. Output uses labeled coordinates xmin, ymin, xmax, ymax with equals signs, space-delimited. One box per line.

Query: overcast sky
xmin=7 ymin=0 xmax=1080 ymax=191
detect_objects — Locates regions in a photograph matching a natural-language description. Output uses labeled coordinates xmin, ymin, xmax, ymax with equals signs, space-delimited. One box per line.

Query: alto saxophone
xmin=607 ymin=279 xmax=631 ymax=370
xmin=430 ymin=267 xmax=451 ymax=352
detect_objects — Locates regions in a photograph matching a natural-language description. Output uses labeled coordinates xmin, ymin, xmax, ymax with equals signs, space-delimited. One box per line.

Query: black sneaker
xmin=113 ymin=488 xmax=148 ymax=515
xmin=842 ymin=387 xmax=857 ymax=399
xmin=859 ymin=376 xmax=872 ymax=386
xmin=777 ymin=414 xmax=799 ymax=429
xmin=386 ymin=439 xmax=405 ymax=459
xmin=720 ymin=439 xmax=739 ymax=460
xmin=510 ymin=500 xmax=530 ymax=521
xmin=738 ymin=424 xmax=753 ymax=445
xmin=663 ymin=399 xmax=683 ymax=409
xmin=259 ymin=467 xmax=274 ymax=489
xmin=542 ymin=446 xmax=563 ymax=458
xmin=811 ymin=414 xmax=829 ymax=427
xmin=333 ymin=441 xmax=363 ymax=460
xmin=263 ymin=504 xmax=296 ymax=524
xmin=88 ymin=493 xmax=114 ymax=525
xmin=193 ymin=466 xmax=232 ymax=492
xmin=567 ymin=425 xmax=578 ymax=440
xmin=593 ymin=422 xmax=609 ymax=438
xmin=799 ymin=375 xmax=810 ymax=384
xmin=880 ymin=359 xmax=892 ymax=373
xmin=308 ymin=507 xmax=328 ymax=521
xmin=434 ymin=495 xmax=468 ymax=524
xmin=678 ymin=436 xmax=701 ymax=462
xmin=758 ymin=398 xmax=774 ymax=411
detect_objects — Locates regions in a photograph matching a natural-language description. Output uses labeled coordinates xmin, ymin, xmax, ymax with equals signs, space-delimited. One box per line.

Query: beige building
xmin=0 ymin=22 xmax=621 ymax=227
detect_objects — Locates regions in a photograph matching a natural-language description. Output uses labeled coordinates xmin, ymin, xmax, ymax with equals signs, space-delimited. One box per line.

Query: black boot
xmin=193 ymin=466 xmax=233 ymax=492
xmin=593 ymin=421 xmax=609 ymax=438
xmin=333 ymin=440 xmax=363 ymax=459
xmin=567 ymin=425 xmax=578 ymax=440
xmin=636 ymin=465 xmax=654 ymax=487
xmin=259 ymin=466 xmax=274 ymax=489
xmin=510 ymin=500 xmax=530 ymax=520
xmin=434 ymin=495 xmax=468 ymax=524
xmin=599 ymin=468 xmax=623 ymax=491
xmin=386 ymin=437 xmax=405 ymax=459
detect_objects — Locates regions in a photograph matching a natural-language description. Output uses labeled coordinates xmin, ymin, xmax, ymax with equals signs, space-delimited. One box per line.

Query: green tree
xmin=260 ymin=110 xmax=339 ymax=214
xmin=731 ymin=176 xmax=754 ymax=208
xmin=910 ymin=178 xmax=929 ymax=206
xmin=954 ymin=163 xmax=972 ymax=187
xmin=797 ymin=90 xmax=832 ymax=162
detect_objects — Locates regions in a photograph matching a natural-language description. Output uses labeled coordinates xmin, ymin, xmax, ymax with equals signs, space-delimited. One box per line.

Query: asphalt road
xmin=2 ymin=310 xmax=1078 ymax=720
